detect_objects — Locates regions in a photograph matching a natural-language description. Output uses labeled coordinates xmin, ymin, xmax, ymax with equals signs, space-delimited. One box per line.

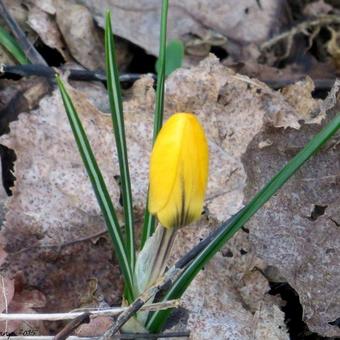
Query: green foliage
xmin=155 ymin=39 xmax=184 ymax=77
xmin=55 ymin=0 xmax=340 ymax=334
xmin=105 ymin=12 xmax=135 ymax=268
xmin=56 ymin=76 xmax=135 ymax=303
xmin=0 ymin=26 xmax=28 ymax=64
xmin=141 ymin=0 xmax=169 ymax=248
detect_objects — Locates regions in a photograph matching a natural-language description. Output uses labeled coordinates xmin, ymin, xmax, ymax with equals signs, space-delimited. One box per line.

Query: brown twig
xmin=0 ymin=0 xmax=47 ymax=65
xmin=54 ymin=313 xmax=90 ymax=340
xmin=0 ymin=300 xmax=180 ymax=321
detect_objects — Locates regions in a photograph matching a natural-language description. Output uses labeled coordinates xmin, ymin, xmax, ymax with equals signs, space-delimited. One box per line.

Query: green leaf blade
xmin=147 ymin=113 xmax=340 ymax=331
xmin=0 ymin=26 xmax=29 ymax=64
xmin=155 ymin=39 xmax=184 ymax=77
xmin=56 ymin=76 xmax=135 ymax=303
xmin=141 ymin=0 xmax=169 ymax=248
xmin=105 ymin=12 xmax=135 ymax=268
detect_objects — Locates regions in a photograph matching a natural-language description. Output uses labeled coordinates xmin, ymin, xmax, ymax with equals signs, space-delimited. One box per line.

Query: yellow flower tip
xmin=148 ymin=112 xmax=209 ymax=229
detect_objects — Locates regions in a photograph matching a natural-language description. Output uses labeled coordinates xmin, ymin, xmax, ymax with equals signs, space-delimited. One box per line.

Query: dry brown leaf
xmin=71 ymin=0 xmax=286 ymax=57
xmin=0 ymin=281 xmax=47 ymax=333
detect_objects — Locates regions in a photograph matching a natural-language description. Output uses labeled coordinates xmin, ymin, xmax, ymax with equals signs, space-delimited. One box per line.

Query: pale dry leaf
xmin=27 ymin=5 xmax=69 ymax=60
xmin=167 ymin=218 xmax=287 ymax=339
xmin=327 ymin=27 xmax=340 ymax=71
xmin=55 ymin=0 xmax=105 ymax=70
xmin=0 ymin=85 xmax=123 ymax=313
xmin=0 ymin=55 xmax=330 ymax=337
xmin=0 ymin=45 xmax=16 ymax=65
xmin=280 ymin=76 xmax=326 ymax=124
xmin=28 ymin=0 xmax=57 ymax=15
xmin=253 ymin=302 xmax=289 ymax=340
xmin=303 ymin=0 xmax=333 ymax=18
xmin=165 ymin=55 xmax=322 ymax=222
xmin=162 ymin=56 xmax=327 ymax=338
xmin=244 ymin=117 xmax=340 ymax=337
xmin=71 ymin=0 xmax=286 ymax=57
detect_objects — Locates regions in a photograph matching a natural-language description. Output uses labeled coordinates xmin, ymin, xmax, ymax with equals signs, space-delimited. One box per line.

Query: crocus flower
xmin=149 ymin=112 xmax=208 ymax=228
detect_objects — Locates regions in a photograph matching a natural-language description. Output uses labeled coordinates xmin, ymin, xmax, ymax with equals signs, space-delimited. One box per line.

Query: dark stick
xmin=54 ymin=312 xmax=90 ymax=340
xmin=1 ymin=64 xmax=152 ymax=83
xmin=0 ymin=0 xmax=47 ymax=65
xmin=1 ymin=64 xmax=335 ymax=90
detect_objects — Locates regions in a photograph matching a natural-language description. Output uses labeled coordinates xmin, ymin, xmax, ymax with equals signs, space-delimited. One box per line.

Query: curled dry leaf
xmin=0 ymin=55 xmax=333 ymax=337
xmin=72 ymin=0 xmax=287 ymax=58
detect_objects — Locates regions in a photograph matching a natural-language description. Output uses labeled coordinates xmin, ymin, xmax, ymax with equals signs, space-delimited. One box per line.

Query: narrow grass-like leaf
xmin=147 ymin=113 xmax=340 ymax=331
xmin=141 ymin=0 xmax=169 ymax=248
xmin=155 ymin=39 xmax=184 ymax=77
xmin=0 ymin=26 xmax=28 ymax=64
xmin=56 ymin=76 xmax=135 ymax=303
xmin=105 ymin=13 xmax=135 ymax=268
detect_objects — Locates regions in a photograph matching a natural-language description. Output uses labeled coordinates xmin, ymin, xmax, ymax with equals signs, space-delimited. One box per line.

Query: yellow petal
xmin=149 ymin=113 xmax=208 ymax=228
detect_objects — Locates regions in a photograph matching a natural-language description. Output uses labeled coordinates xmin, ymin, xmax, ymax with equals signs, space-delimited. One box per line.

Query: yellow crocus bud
xmin=149 ymin=113 xmax=209 ymax=228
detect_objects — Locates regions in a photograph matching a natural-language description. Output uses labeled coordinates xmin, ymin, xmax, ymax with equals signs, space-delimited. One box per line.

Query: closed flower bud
xmin=149 ymin=113 xmax=209 ymax=228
